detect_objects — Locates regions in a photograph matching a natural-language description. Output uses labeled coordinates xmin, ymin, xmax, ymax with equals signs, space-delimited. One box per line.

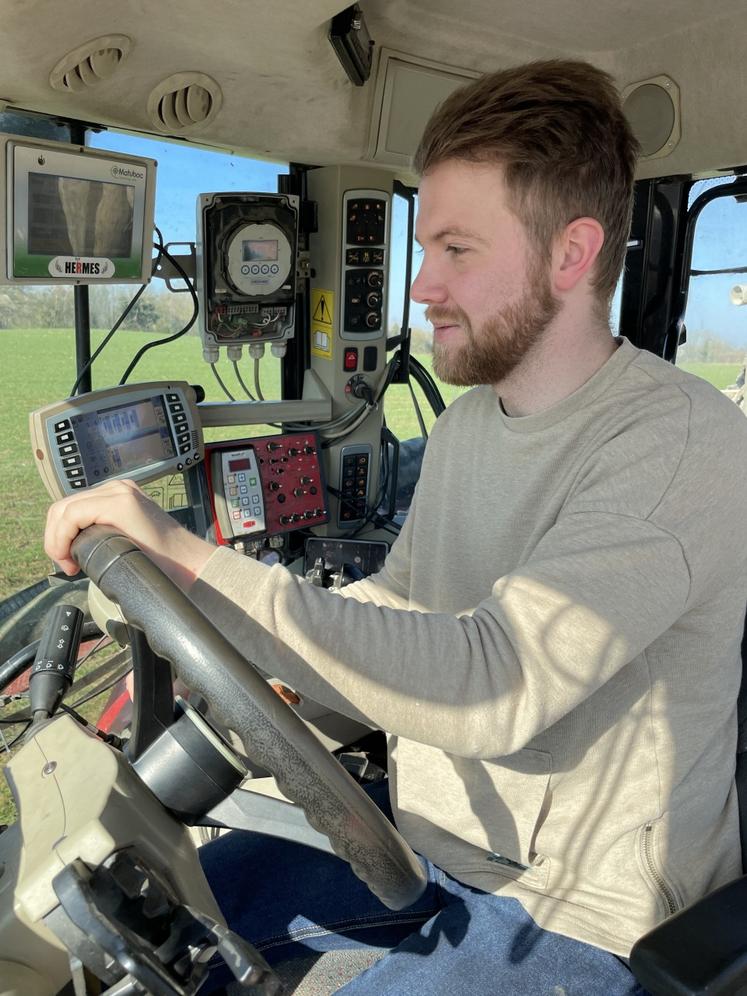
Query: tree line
xmin=1 ymin=289 xmax=743 ymax=365
xmin=0 ymin=284 xmax=195 ymax=334
xmin=677 ymin=330 xmax=746 ymax=363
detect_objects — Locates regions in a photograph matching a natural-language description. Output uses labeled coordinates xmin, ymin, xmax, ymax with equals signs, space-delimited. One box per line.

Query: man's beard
xmin=428 ymin=262 xmax=560 ymax=387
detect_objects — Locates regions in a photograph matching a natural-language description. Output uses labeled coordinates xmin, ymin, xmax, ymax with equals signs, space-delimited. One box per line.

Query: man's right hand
xmin=44 ymin=479 xmax=214 ymax=590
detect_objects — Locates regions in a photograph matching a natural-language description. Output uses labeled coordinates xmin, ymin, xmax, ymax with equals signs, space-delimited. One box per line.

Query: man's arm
xmin=188 ymin=508 xmax=693 ymax=758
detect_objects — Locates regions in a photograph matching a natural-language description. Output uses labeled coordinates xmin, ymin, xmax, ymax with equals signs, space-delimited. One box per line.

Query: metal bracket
xmin=296 ymin=251 xmax=311 ymax=280
xmin=152 ymin=242 xmax=197 ymax=291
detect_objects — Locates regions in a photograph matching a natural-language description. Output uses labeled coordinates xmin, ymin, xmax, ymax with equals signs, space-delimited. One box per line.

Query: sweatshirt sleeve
xmin=188 ymin=508 xmax=692 ymax=758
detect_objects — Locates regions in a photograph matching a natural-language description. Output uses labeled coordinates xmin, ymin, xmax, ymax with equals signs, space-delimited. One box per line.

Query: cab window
xmin=677 ymin=177 xmax=747 ymax=401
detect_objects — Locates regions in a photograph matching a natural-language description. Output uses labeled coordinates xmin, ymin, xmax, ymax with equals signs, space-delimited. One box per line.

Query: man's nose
xmin=410 ymin=257 xmax=447 ymax=305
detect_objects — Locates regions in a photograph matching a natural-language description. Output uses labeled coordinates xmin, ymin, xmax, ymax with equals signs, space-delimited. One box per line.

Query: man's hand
xmin=44 ymin=479 xmax=215 ymax=590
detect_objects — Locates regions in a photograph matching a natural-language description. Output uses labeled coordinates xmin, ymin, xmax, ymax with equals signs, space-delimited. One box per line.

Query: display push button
xmin=344 ymin=348 xmax=358 ymax=372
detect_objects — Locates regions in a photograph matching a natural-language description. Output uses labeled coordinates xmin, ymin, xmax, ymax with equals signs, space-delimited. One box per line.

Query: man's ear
xmin=552 ymin=218 xmax=605 ymax=293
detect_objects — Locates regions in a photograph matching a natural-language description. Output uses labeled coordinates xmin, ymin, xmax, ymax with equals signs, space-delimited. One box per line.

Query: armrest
xmin=630 ymin=875 xmax=747 ymax=995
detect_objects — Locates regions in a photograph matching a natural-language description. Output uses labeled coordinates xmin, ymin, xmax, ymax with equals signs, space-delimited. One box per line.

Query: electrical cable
xmin=315 ymin=357 xmax=402 ymax=445
xmin=285 ymin=402 xmax=367 ymax=435
xmin=118 ymin=245 xmax=199 ymax=385
xmin=408 ymin=378 xmax=429 ymax=440
xmin=3 ymin=721 xmax=32 ymax=752
xmin=232 ymin=359 xmax=257 ymax=401
xmin=210 ymin=362 xmax=236 ymax=401
xmin=69 ymin=667 xmax=133 ymax=711
xmin=253 ymin=357 xmax=265 ymax=401
xmin=320 ymin=402 xmax=376 ymax=445
xmin=69 ymin=229 xmax=165 ymax=396
xmin=74 ymin=634 xmax=110 ymax=671
xmin=0 ymin=713 xmax=28 ymax=724
xmin=408 ymin=355 xmax=446 ymax=417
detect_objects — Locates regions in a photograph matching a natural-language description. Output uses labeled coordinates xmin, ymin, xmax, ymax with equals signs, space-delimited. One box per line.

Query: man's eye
xmin=446 ymin=245 xmax=467 ymax=255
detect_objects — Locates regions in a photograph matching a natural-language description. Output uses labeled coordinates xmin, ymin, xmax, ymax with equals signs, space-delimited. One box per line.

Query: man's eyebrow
xmin=414 ymin=226 xmax=489 ymax=246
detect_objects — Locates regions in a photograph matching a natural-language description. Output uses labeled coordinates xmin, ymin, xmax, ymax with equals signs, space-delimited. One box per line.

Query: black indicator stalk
xmin=29 ymin=603 xmax=84 ymax=722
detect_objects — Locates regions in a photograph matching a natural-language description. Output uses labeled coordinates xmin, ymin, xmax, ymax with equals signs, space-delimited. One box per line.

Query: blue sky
xmin=90 ymin=131 xmax=747 ymax=351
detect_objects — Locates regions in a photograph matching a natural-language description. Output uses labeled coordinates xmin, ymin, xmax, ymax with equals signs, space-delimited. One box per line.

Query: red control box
xmin=205 ymin=431 xmax=328 ymax=540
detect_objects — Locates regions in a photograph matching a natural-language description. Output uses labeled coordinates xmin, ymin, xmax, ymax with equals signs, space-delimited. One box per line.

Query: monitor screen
xmin=27 ymin=172 xmax=134 ymax=258
xmin=4 ymin=135 xmax=155 ymax=284
xmin=71 ymin=396 xmax=176 ymax=483
xmin=242 ymin=239 xmax=278 ymax=262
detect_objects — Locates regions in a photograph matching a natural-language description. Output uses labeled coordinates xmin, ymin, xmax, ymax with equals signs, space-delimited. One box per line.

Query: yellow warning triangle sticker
xmin=312 ymin=293 xmax=332 ymax=326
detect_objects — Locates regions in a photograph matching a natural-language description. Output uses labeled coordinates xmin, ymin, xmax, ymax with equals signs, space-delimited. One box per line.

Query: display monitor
xmin=0 ymin=133 xmax=156 ymax=284
xmin=29 ymin=382 xmax=203 ymax=500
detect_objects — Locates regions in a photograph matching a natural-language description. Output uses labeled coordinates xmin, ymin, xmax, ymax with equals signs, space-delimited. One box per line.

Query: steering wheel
xmin=71 ymin=525 xmax=427 ymax=911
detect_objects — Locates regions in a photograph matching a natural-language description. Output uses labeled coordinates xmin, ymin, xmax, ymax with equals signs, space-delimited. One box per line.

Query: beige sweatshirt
xmin=190 ymin=338 xmax=747 ymax=956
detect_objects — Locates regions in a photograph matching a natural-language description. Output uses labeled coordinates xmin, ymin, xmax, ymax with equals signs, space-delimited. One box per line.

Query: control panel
xmin=340 ymin=189 xmax=389 ymax=343
xmin=304 ymin=168 xmax=393 ymax=536
xmin=196 ymin=191 xmax=299 ymax=356
xmin=338 ymin=443 xmax=372 ymax=527
xmin=206 ymin=432 xmax=328 ymax=543
xmin=30 ymin=382 xmax=203 ymax=500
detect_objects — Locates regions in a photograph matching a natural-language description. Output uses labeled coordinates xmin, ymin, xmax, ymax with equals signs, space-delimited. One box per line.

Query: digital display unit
xmin=242 ymin=239 xmax=278 ymax=262
xmin=0 ymin=133 xmax=156 ymax=285
xmin=29 ymin=383 xmax=204 ymax=500
xmin=71 ymin=396 xmax=176 ymax=484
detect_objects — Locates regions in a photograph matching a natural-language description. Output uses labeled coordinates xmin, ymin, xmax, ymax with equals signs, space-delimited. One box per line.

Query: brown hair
xmin=413 ymin=60 xmax=639 ymax=305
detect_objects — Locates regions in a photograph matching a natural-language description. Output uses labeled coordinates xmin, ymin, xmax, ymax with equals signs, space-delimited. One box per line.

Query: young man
xmin=45 ymin=60 xmax=747 ymax=993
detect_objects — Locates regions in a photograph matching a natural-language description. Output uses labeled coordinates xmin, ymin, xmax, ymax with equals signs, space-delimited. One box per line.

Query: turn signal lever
xmin=28 ymin=603 xmax=84 ymax=726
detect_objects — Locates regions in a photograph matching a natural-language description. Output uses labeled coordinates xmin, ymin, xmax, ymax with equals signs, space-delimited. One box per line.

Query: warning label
xmin=311 ymin=288 xmax=334 ymax=360
xmin=312 ymin=290 xmax=333 ymax=326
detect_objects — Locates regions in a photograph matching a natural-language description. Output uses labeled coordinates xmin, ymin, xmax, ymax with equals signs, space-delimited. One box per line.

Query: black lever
xmin=28 ymin=603 xmax=84 ymax=725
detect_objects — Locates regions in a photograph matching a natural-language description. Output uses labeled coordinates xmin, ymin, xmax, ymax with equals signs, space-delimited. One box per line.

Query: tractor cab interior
xmin=0 ymin=2 xmax=746 ymax=994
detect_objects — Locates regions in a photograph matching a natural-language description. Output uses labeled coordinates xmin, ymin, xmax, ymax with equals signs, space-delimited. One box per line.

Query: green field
xmin=678 ymin=361 xmax=742 ymax=390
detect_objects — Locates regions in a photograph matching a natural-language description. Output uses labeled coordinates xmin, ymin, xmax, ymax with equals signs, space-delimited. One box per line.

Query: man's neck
xmin=493 ymin=317 xmax=618 ymax=418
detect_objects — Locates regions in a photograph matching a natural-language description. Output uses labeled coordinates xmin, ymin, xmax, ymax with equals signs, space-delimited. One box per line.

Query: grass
xmin=678 ymin=361 xmax=741 ymax=390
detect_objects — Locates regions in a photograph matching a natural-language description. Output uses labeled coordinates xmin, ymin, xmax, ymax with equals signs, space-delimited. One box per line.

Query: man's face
xmin=411 ymin=159 xmax=559 ymax=387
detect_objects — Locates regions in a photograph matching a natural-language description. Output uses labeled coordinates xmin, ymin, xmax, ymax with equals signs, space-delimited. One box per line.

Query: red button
xmin=344 ymin=348 xmax=358 ymax=372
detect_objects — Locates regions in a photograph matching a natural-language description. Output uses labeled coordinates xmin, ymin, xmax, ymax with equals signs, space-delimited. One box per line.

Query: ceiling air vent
xmin=147 ymin=73 xmax=223 ymax=133
xmin=49 ymin=35 xmax=131 ymax=93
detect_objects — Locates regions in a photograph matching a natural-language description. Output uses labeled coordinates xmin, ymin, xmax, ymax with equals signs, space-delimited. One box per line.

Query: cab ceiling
xmin=2 ymin=0 xmax=746 ymax=179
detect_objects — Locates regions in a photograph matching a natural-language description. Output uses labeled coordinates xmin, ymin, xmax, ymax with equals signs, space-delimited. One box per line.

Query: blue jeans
xmin=199 ymin=782 xmax=647 ymax=995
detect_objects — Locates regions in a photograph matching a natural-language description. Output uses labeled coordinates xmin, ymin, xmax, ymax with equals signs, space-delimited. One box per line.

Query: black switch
xmin=363 ymin=346 xmax=378 ymax=372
